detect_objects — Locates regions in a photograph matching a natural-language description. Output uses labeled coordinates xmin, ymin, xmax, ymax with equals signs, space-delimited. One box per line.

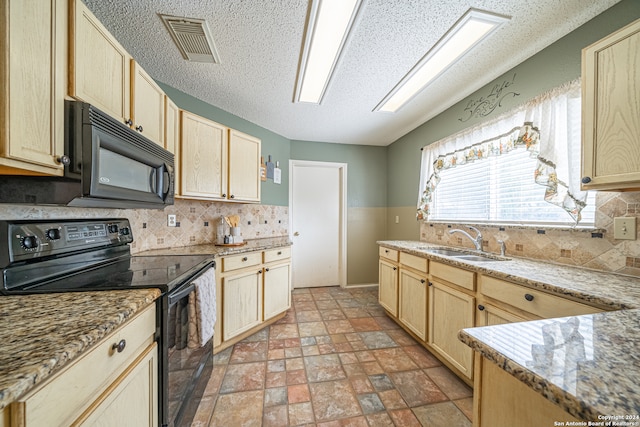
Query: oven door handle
xmin=168 ymin=282 xmax=196 ymax=305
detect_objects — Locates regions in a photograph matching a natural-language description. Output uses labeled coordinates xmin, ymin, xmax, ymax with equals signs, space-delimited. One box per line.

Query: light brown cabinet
xmin=164 ymin=96 xmax=180 ymax=193
xmin=0 ymin=0 xmax=68 ymax=176
xmin=180 ymin=111 xmax=228 ymax=199
xmin=228 ymin=129 xmax=261 ymax=202
xmin=69 ymin=0 xmax=166 ymax=147
xmin=9 ymin=304 xmax=157 ymax=427
xmin=215 ymin=247 xmax=292 ymax=352
xmin=378 ymin=247 xmax=399 ymax=316
xmin=581 ymin=18 xmax=640 ymax=191
xmin=474 ymin=355 xmax=580 ymax=427
xmin=398 ymin=252 xmax=429 ymax=341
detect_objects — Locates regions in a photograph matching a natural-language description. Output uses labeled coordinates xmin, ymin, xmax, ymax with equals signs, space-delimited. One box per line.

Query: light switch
xmin=614 ymin=217 xmax=636 ymax=240
xmin=395 ymin=216 xmax=399 ymax=224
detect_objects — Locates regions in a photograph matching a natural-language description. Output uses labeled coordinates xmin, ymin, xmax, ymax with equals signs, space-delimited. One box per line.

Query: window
xmin=430 ymin=147 xmax=596 ymax=225
xmin=418 ymin=79 xmax=595 ymax=227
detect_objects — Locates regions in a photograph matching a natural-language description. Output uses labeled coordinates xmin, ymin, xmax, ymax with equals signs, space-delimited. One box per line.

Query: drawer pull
xmin=242 ymin=256 xmax=248 ymax=262
xmin=524 ymin=293 xmax=534 ymax=302
xmin=385 ymin=249 xmax=389 ymax=253
xmin=265 ymin=268 xmax=270 ymax=272
xmin=478 ymin=304 xmax=485 ymax=311
xmin=277 ymin=251 xmax=282 ymax=255
xmin=112 ymin=339 xmax=126 ymax=353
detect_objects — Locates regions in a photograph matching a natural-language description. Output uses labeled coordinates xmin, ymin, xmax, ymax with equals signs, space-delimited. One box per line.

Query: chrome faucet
xmin=449 ymin=226 xmax=483 ymax=251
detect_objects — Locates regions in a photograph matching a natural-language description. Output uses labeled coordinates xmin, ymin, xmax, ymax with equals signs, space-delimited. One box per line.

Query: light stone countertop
xmin=136 ymin=236 xmax=292 ymax=258
xmin=377 ymin=240 xmax=640 ymax=421
xmin=0 ymin=289 xmax=160 ymax=411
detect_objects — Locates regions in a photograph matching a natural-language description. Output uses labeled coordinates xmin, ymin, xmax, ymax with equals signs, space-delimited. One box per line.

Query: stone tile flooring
xmin=193 ymin=286 xmax=473 ymax=426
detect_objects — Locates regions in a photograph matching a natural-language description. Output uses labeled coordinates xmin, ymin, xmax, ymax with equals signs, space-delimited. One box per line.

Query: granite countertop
xmin=459 ymin=310 xmax=640 ymax=421
xmin=136 ymin=236 xmax=292 ymax=258
xmin=377 ymin=240 xmax=640 ymax=310
xmin=0 ymin=289 xmax=160 ymax=411
xmin=377 ymin=240 xmax=640 ymax=421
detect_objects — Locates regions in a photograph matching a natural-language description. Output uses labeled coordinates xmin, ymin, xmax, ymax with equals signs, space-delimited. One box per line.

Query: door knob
xmin=294 ymin=232 xmax=300 ymax=236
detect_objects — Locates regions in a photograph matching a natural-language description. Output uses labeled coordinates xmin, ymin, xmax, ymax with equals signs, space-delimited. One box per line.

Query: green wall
xmin=159 ymin=83 xmax=291 ymax=207
xmin=387 ymin=0 xmax=640 ymax=211
xmin=289 ymin=140 xmax=387 ymax=208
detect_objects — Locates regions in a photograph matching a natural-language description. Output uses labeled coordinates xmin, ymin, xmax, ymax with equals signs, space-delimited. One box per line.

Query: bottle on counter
xmin=216 ymin=217 xmax=226 ymax=245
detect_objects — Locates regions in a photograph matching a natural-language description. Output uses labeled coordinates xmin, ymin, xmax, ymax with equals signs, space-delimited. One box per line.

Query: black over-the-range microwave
xmin=0 ymin=101 xmax=175 ymax=209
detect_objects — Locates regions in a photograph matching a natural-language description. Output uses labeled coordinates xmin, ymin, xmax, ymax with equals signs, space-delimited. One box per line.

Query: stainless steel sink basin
xmin=418 ymin=246 xmax=508 ymax=261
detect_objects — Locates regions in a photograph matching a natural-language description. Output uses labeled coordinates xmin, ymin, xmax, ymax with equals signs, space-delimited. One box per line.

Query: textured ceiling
xmin=82 ymin=0 xmax=620 ymax=146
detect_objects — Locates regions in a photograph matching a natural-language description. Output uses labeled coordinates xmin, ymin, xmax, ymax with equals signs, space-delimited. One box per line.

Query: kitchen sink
xmin=417 ymin=246 xmax=509 ymax=261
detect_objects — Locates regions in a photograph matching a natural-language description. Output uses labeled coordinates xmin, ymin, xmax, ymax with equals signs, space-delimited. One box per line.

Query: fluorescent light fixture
xmin=294 ymin=0 xmax=363 ymax=104
xmin=374 ymin=9 xmax=509 ymax=113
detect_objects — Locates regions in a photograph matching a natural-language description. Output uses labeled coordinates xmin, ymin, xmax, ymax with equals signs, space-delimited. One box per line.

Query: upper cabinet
xmin=165 ymin=96 xmax=180 ymax=195
xmin=180 ymin=111 xmax=228 ymax=200
xmin=180 ymin=111 xmax=262 ymax=203
xmin=0 ymin=0 xmax=68 ymax=175
xmin=69 ymin=0 xmax=131 ymax=125
xmin=69 ymin=0 xmax=165 ymax=147
xmin=228 ymin=129 xmax=261 ymax=202
xmin=581 ymin=18 xmax=640 ymax=191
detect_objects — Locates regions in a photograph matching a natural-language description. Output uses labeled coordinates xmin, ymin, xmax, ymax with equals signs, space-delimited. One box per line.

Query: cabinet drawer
xmin=430 ymin=261 xmax=475 ymax=291
xmin=480 ymin=275 xmax=603 ymax=319
xmin=379 ymin=247 xmax=398 ymax=262
xmin=399 ymin=252 xmax=428 ymax=273
xmin=15 ymin=304 xmax=156 ymax=427
xmin=222 ymin=252 xmax=262 ymax=272
xmin=264 ymin=247 xmax=291 ymax=263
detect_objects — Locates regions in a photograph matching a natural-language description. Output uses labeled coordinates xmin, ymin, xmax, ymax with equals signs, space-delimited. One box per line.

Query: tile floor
xmin=193 ymin=286 xmax=473 ymax=426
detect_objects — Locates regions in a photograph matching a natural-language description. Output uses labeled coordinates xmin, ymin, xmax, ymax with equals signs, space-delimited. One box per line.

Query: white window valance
xmin=417 ymin=78 xmax=587 ymax=224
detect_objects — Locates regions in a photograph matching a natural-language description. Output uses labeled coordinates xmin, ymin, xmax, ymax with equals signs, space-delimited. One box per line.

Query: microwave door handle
xmin=149 ymin=169 xmax=158 ymax=196
xmin=162 ymin=169 xmax=171 ymax=200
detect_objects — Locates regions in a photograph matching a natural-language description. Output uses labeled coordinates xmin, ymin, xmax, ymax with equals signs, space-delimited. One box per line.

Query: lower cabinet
xmin=215 ymin=246 xmax=292 ymax=352
xmin=398 ymin=268 xmax=428 ymax=341
xmin=476 ymin=302 xmax=527 ymax=326
xmin=474 ymin=355 xmax=580 ymax=427
xmin=378 ymin=259 xmax=399 ymax=316
xmin=428 ymin=279 xmax=475 ymax=380
xmin=9 ymin=304 xmax=157 ymax=427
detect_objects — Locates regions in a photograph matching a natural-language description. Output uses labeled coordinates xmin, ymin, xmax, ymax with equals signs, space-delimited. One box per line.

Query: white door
xmin=290 ymin=160 xmax=346 ymax=288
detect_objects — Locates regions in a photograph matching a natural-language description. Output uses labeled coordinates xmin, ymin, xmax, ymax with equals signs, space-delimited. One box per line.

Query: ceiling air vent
xmin=159 ymin=14 xmax=221 ymax=63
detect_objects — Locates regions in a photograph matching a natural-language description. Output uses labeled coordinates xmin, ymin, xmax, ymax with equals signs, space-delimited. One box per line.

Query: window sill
xmin=425 ymin=221 xmax=605 ymax=234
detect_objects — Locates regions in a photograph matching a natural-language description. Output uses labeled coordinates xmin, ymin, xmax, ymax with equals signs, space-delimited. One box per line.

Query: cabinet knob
xmin=56 ymin=155 xmax=71 ymax=166
xmin=420 ymin=279 xmax=426 ymax=284
xmin=242 ymin=256 xmax=248 ymax=261
xmin=112 ymin=339 xmax=126 ymax=353
xmin=524 ymin=293 xmax=534 ymax=302
xmin=385 ymin=250 xmax=389 ymax=253
xmin=222 ymin=193 xmax=227 ymax=198
xmin=265 ymin=268 xmax=270 ymax=272
xmin=478 ymin=305 xmax=485 ymax=311
xmin=581 ymin=176 xmax=592 ymax=184
xmin=393 ymin=267 xmax=397 ymax=271
xmin=428 ymin=281 xmax=433 ymax=286
xmin=135 ymin=125 xmax=144 ymax=132
xmin=257 ymin=270 xmax=263 ymax=275
xmin=277 ymin=251 xmax=282 ymax=255
xmin=124 ymin=118 xmax=133 ymax=126
xmin=230 ymin=194 xmax=235 ymax=199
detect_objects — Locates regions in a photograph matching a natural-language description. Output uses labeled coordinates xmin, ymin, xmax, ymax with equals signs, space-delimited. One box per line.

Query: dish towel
xmin=187 ymin=267 xmax=216 ymax=348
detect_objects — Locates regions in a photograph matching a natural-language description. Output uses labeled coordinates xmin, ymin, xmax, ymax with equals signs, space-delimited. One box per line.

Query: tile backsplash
xmin=420 ymin=191 xmax=640 ymax=277
xmin=0 ymin=199 xmax=289 ymax=254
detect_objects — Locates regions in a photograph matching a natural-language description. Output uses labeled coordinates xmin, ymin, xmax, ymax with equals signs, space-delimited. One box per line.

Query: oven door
xmin=166 ymin=279 xmax=214 ymax=427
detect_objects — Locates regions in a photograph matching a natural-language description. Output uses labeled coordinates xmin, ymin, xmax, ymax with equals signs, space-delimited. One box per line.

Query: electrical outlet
xmin=395 ymin=215 xmax=400 ymax=224
xmin=614 ymin=217 xmax=636 ymax=240
xmin=167 ymin=214 xmax=177 ymax=227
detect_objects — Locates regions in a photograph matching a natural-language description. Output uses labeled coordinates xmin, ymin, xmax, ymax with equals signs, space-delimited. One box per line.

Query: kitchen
xmin=1 ymin=0 xmax=639 ymax=426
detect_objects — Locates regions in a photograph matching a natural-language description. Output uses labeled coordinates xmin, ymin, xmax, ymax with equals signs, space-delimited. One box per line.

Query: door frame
xmin=289 ymin=159 xmax=348 ymax=288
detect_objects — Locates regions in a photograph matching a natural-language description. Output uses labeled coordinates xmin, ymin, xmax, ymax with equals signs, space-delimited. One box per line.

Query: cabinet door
xmin=1 ymin=0 xmax=66 ymax=175
xmin=428 ymin=280 xmax=475 ymax=379
xmin=476 ymin=302 xmax=527 ymax=327
xmin=180 ymin=111 xmax=228 ymax=199
xmin=398 ymin=268 xmax=427 ymax=341
xmin=222 ymin=270 xmax=262 ymax=341
xmin=228 ymin=129 xmax=261 ymax=202
xmin=75 ymin=343 xmax=158 ymax=427
xmin=263 ymin=263 xmax=291 ymax=320
xmin=131 ymin=61 xmax=165 ymax=147
xmin=378 ymin=260 xmax=398 ymax=316
xmin=164 ymin=97 xmax=180 ymax=195
xmin=69 ymin=0 xmax=131 ymax=124
xmin=582 ymin=19 xmax=640 ymax=190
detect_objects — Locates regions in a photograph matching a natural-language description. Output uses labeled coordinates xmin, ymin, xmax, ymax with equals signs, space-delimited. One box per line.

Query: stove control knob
xmin=107 ymin=224 xmax=119 ymax=234
xmin=46 ymin=228 xmax=61 ymax=240
xmin=120 ymin=227 xmax=130 ymax=236
xmin=21 ymin=235 xmax=38 ymax=249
